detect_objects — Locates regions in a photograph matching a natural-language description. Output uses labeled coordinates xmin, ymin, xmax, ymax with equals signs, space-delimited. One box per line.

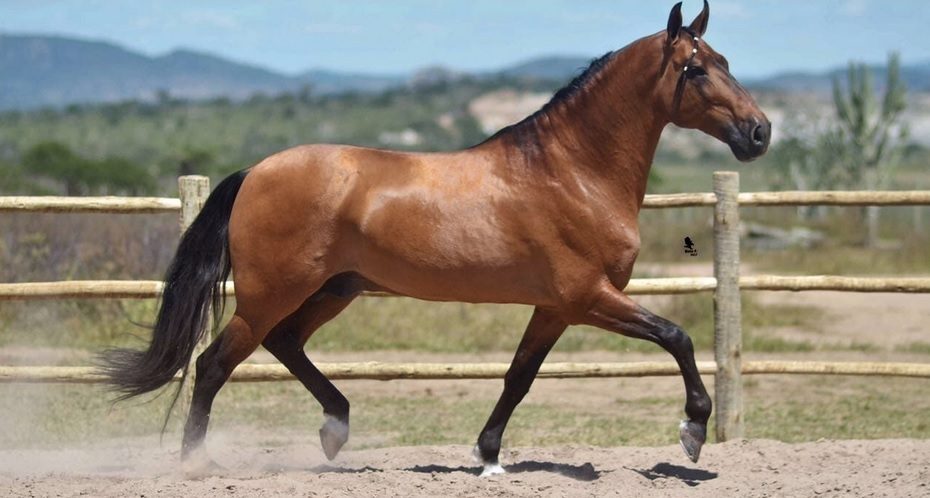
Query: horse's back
xmin=227 ymin=143 xmax=554 ymax=305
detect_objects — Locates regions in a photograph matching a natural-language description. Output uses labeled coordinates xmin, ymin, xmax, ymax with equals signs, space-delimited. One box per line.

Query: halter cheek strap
xmin=673 ymin=27 xmax=701 ymax=115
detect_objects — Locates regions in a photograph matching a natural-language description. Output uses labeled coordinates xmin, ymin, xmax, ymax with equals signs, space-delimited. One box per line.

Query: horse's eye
xmin=685 ymin=66 xmax=707 ymax=79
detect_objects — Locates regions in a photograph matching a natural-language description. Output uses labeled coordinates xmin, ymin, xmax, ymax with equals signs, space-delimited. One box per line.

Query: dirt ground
xmin=2 ymin=436 xmax=929 ymax=497
xmin=2 ymin=348 xmax=929 ymax=497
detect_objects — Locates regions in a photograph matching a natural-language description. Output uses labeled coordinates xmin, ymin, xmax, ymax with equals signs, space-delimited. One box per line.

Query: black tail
xmin=99 ymin=170 xmax=248 ymax=399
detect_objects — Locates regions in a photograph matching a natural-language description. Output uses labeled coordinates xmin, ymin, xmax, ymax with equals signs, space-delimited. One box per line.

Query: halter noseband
xmin=673 ymin=27 xmax=701 ymax=115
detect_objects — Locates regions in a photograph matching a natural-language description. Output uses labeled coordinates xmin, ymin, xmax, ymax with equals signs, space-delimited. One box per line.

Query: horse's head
xmin=658 ymin=1 xmax=770 ymax=162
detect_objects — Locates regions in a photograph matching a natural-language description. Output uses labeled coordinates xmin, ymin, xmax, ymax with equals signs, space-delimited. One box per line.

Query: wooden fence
xmin=1 ymin=172 xmax=929 ymax=442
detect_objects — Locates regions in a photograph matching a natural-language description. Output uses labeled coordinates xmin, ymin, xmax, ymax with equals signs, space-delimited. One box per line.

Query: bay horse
xmin=102 ymin=1 xmax=769 ymax=477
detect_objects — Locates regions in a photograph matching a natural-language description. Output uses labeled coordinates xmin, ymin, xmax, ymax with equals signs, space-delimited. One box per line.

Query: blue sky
xmin=1 ymin=1 xmax=928 ymax=78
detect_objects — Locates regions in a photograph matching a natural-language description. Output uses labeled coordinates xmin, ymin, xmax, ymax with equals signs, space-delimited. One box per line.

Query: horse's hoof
xmin=679 ymin=419 xmax=706 ymax=463
xmin=480 ymin=463 xmax=506 ymax=477
xmin=182 ymin=454 xmax=225 ymax=479
xmin=319 ymin=414 xmax=349 ymax=460
xmin=472 ymin=445 xmax=506 ymax=477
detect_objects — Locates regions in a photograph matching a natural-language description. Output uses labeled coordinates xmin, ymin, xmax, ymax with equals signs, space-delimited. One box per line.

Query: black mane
xmin=545 ymin=51 xmax=618 ymax=111
xmin=483 ymin=50 xmax=618 ymax=143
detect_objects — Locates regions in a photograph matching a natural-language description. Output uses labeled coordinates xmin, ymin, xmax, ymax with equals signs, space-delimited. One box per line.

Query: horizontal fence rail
xmin=4 ymin=276 xmax=930 ymax=301
xmin=3 ymin=361 xmax=930 ymax=384
xmin=736 ymin=190 xmax=930 ymax=206
xmin=2 ymin=190 xmax=928 ymax=213
xmin=0 ymin=196 xmax=182 ymax=213
xmin=740 ymin=275 xmax=930 ymax=292
xmin=640 ymin=190 xmax=930 ymax=207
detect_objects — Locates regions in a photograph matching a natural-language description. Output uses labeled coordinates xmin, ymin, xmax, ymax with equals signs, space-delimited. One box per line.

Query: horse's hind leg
xmin=262 ymin=290 xmax=356 ymax=460
xmin=181 ymin=313 xmax=264 ymax=473
xmin=583 ymin=283 xmax=712 ymax=463
xmin=181 ymin=282 xmax=320 ymax=474
xmin=476 ymin=308 xmax=567 ymax=475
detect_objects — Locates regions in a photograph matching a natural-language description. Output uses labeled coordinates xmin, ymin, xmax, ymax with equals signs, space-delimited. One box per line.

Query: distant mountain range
xmin=744 ymin=63 xmax=930 ymax=94
xmin=2 ymin=33 xmax=929 ymax=111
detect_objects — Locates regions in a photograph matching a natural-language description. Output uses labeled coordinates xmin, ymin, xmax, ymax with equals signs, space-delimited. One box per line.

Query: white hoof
xmin=678 ymin=419 xmax=706 ymax=463
xmin=480 ymin=463 xmax=506 ymax=477
xmin=319 ymin=414 xmax=349 ymax=460
xmin=472 ymin=445 xmax=506 ymax=477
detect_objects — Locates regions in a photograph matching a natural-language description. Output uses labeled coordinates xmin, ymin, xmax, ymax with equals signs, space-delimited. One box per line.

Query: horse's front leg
xmin=475 ymin=307 xmax=567 ymax=476
xmin=582 ymin=281 xmax=712 ymax=463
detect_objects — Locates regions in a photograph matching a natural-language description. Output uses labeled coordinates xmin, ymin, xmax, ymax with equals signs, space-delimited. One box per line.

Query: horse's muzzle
xmin=727 ymin=116 xmax=771 ymax=162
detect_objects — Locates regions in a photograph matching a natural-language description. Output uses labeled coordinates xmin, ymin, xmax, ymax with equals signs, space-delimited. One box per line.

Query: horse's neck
xmin=495 ymin=39 xmax=668 ymax=208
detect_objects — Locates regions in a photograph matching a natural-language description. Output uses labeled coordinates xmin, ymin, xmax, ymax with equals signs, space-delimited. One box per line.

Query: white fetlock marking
xmin=472 ymin=445 xmax=506 ymax=477
xmin=480 ymin=463 xmax=506 ymax=477
xmin=324 ymin=415 xmax=349 ymax=438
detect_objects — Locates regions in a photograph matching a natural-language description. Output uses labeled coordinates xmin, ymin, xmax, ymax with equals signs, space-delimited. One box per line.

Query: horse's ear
xmin=666 ymin=2 xmax=683 ymax=45
xmin=688 ymin=0 xmax=710 ymax=37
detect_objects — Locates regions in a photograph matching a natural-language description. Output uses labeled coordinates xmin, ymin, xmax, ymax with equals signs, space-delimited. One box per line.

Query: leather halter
xmin=673 ymin=27 xmax=701 ymax=115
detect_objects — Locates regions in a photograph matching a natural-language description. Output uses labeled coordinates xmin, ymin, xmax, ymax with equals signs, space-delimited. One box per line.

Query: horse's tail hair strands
xmin=97 ymin=169 xmax=248 ymax=399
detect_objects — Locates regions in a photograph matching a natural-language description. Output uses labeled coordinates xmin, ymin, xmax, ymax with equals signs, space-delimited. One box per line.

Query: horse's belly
xmin=360 ymin=258 xmax=551 ymax=305
xmin=352 ymin=221 xmax=551 ymax=304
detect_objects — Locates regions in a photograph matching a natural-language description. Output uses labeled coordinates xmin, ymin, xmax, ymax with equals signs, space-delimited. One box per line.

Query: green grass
xmin=896 ymin=342 xmax=930 ymax=354
xmin=745 ymin=377 xmax=930 ymax=441
xmin=0 ymin=293 xmax=823 ymax=355
xmin=748 ymin=241 xmax=930 ymax=276
xmin=0 ymin=299 xmax=161 ymax=351
xmin=308 ymin=296 xmax=674 ymax=355
xmin=4 ymin=374 xmax=929 ymax=450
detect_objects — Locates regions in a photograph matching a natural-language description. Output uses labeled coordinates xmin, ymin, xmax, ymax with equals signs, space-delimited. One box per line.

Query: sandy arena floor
xmin=2 ymin=435 xmax=929 ymax=497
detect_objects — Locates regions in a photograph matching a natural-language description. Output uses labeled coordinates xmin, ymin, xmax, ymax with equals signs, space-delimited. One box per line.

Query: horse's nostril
xmin=751 ymin=124 xmax=766 ymax=145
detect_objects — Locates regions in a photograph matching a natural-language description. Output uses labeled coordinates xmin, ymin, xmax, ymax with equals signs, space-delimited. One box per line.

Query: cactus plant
xmin=831 ymin=53 xmax=909 ymax=246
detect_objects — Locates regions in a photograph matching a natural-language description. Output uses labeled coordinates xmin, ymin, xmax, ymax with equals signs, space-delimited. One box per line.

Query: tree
xmin=22 ymin=141 xmax=156 ymax=195
xmin=831 ymin=53 xmax=908 ymax=246
xmin=92 ymin=157 xmax=157 ymax=195
xmin=176 ymin=148 xmax=216 ymax=176
xmin=0 ymin=161 xmax=36 ymax=194
xmin=21 ymin=141 xmax=92 ymax=195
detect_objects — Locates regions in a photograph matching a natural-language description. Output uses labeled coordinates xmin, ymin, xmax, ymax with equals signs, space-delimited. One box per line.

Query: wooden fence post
xmin=713 ymin=171 xmax=743 ymax=441
xmin=177 ymin=175 xmax=211 ymax=421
